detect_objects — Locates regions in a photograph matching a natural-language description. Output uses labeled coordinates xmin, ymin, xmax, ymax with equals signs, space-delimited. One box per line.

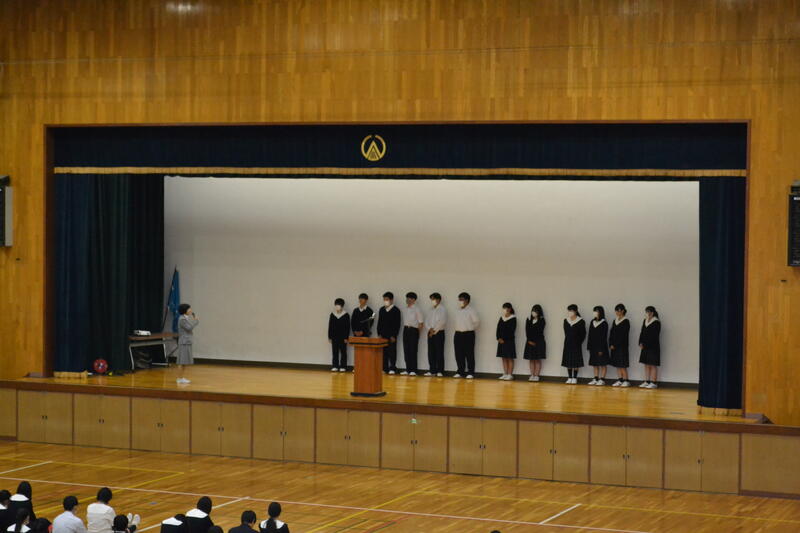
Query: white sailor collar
xmin=10 ymin=494 xmax=29 ymax=502
xmin=185 ymin=509 xmax=208 ymax=519
xmin=645 ymin=317 xmax=660 ymax=327
xmin=161 ymin=518 xmax=184 ymax=526
xmin=592 ymin=318 xmax=605 ymax=327
xmin=614 ymin=317 xmax=628 ymax=325
xmin=501 ymin=314 xmax=516 ymax=322
xmin=566 ymin=316 xmax=582 ymax=326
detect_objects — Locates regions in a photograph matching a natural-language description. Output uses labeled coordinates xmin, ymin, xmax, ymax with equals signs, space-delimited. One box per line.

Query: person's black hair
xmin=14 ymin=508 xmax=30 ymax=533
xmin=63 ymin=495 xmax=78 ymax=511
xmin=240 ymin=511 xmax=257 ymax=525
xmin=113 ymin=515 xmax=129 ymax=532
xmin=334 ymin=298 xmax=345 ymax=307
xmin=502 ymin=302 xmax=514 ymax=314
xmin=197 ymin=496 xmax=213 ymax=514
xmin=268 ymin=502 xmax=281 ymax=518
xmin=567 ymin=304 xmax=581 ymax=317
xmin=178 ymin=303 xmax=191 ymax=315
xmin=458 ymin=292 xmax=471 ymax=303
xmin=614 ymin=303 xmax=627 ymax=315
xmin=15 ymin=482 xmax=31 ymax=500
xmin=593 ymin=306 xmax=605 ymax=320
xmin=645 ymin=305 xmax=659 ymax=318
xmin=405 ymin=292 xmax=417 ymax=300
xmin=207 ymin=527 xmax=223 ymax=533
xmin=531 ymin=304 xmax=544 ymax=319
xmin=0 ymin=489 xmax=10 ymax=503
xmin=29 ymin=518 xmax=51 ymax=533
xmin=97 ymin=487 xmax=112 ymax=504
xmin=429 ymin=292 xmax=441 ymax=301
xmin=358 ymin=293 xmax=368 ymax=300
xmin=382 ymin=291 xmax=394 ymax=300
xmin=174 ymin=514 xmax=186 ymax=522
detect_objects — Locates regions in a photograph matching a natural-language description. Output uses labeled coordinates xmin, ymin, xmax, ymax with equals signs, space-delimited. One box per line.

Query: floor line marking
xmin=0 ymin=461 xmax=53 ymax=475
xmin=304 ymin=491 xmax=421 ymax=533
xmin=0 ymin=456 xmax=182 ymax=474
xmin=540 ymin=504 xmax=581 ymax=525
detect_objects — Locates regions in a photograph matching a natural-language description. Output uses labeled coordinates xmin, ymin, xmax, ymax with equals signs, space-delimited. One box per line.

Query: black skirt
xmin=523 ymin=339 xmax=546 ymax=360
xmin=496 ymin=340 xmax=516 ymax=358
xmin=639 ymin=348 xmax=661 ymax=366
xmin=609 ymin=346 xmax=629 ymax=368
xmin=588 ymin=350 xmax=610 ymax=366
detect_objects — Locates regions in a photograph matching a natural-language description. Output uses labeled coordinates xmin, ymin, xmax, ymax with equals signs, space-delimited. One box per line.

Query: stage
xmin=9 ymin=364 xmax=759 ymax=427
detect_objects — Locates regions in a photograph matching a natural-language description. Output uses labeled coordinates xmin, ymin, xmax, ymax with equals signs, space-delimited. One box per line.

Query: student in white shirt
xmin=52 ymin=496 xmax=87 ymax=533
xmin=453 ymin=292 xmax=479 ymax=379
xmin=401 ymin=292 xmax=424 ymax=376
xmin=424 ymin=293 xmax=447 ymax=377
xmin=87 ymin=488 xmax=139 ymax=533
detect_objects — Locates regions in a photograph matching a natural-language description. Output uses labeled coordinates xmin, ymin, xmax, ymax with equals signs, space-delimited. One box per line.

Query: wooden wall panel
xmin=0 ymin=0 xmax=799 ymax=424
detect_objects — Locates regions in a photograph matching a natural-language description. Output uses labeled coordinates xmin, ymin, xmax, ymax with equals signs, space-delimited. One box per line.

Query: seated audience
xmin=9 ymin=483 xmax=34 ymax=522
xmin=228 ymin=511 xmax=256 ymax=533
xmin=259 ymin=503 xmax=288 ymax=533
xmin=159 ymin=514 xmax=186 ymax=533
xmin=8 ymin=509 xmax=30 ymax=533
xmin=185 ymin=498 xmax=213 ymax=533
xmin=0 ymin=491 xmax=13 ymax=533
xmin=111 ymin=515 xmax=138 ymax=533
xmin=27 ymin=518 xmax=50 ymax=533
xmin=52 ymin=496 xmax=87 ymax=533
xmin=87 ymin=488 xmax=139 ymax=533
xmin=207 ymin=528 xmax=223 ymax=533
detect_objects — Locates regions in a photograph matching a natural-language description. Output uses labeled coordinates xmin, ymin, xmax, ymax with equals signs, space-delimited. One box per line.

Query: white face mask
xmin=335 ymin=305 xmax=343 ymax=312
xmin=384 ymin=300 xmax=391 ymax=307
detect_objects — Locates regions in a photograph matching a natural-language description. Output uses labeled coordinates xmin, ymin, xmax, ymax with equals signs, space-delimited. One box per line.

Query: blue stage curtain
xmin=54 ymin=174 xmax=164 ymax=372
xmin=698 ymin=178 xmax=746 ymax=409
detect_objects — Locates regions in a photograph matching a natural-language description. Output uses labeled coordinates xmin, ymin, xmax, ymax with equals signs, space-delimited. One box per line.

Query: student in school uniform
xmin=638 ymin=305 xmax=662 ymax=389
xmin=350 ymin=293 xmax=373 ymax=338
xmin=587 ymin=306 xmax=610 ymax=385
xmin=496 ymin=303 xmax=517 ymax=380
xmin=184 ymin=498 xmax=213 ymax=533
xmin=28 ymin=519 xmax=50 ymax=533
xmin=609 ymin=303 xmax=632 ymax=387
xmin=377 ymin=292 xmax=402 ymax=374
xmin=0 ymin=491 xmax=13 ymax=533
xmin=87 ymin=488 xmax=139 ymax=533
xmin=424 ymin=293 xmax=447 ymax=377
xmin=159 ymin=515 xmax=186 ymax=533
xmin=111 ymin=515 xmax=137 ymax=533
xmin=176 ymin=303 xmax=199 ymax=385
xmin=259 ymin=502 xmax=289 ymax=533
xmin=228 ymin=511 xmax=257 ymax=533
xmin=53 ymin=496 xmax=87 ymax=533
xmin=327 ymin=298 xmax=350 ymax=372
xmin=562 ymin=304 xmax=586 ymax=384
xmin=8 ymin=483 xmax=34 ymax=522
xmin=401 ymin=292 xmax=424 ymax=376
xmin=8 ymin=509 xmax=30 ymax=533
xmin=524 ymin=304 xmax=546 ymax=382
xmin=453 ymin=292 xmax=479 ymax=379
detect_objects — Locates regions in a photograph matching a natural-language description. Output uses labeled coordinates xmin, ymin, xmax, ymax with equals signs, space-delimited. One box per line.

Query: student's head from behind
xmin=429 ymin=292 xmax=441 ymax=307
xmin=240 ymin=510 xmax=256 ymax=527
xmin=457 ymin=292 xmax=471 ymax=308
xmin=97 ymin=487 xmax=112 ymax=504
xmin=63 ymin=495 xmax=79 ymax=513
xmin=197 ymin=496 xmax=213 ymax=514
xmin=113 ymin=515 xmax=129 ymax=533
xmin=405 ymin=292 xmax=417 ymax=306
xmin=28 ymin=518 xmax=51 ymax=533
xmin=593 ymin=305 xmax=605 ymax=320
xmin=178 ymin=303 xmax=192 ymax=316
xmin=567 ymin=304 xmax=580 ymax=319
xmin=614 ymin=303 xmax=627 ymax=318
xmin=0 ymin=489 xmax=10 ymax=506
xmin=14 ymin=508 xmax=30 ymax=533
xmin=16 ymin=482 xmax=31 ymax=499
xmin=531 ymin=304 xmax=544 ymax=319
xmin=207 ymin=527 xmax=223 ymax=533
xmin=268 ymin=502 xmax=282 ymax=519
xmin=502 ymin=302 xmax=514 ymax=317
xmin=334 ymin=298 xmax=345 ymax=311
xmin=358 ymin=293 xmax=369 ymax=307
xmin=645 ymin=305 xmax=659 ymax=319
xmin=382 ymin=292 xmax=394 ymax=306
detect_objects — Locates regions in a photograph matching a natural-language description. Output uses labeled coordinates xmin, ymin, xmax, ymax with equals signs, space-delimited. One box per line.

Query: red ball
xmin=93 ymin=359 xmax=108 ymax=374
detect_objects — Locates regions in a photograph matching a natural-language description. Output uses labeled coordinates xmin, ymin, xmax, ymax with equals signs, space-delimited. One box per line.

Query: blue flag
xmin=167 ymin=268 xmax=181 ymax=333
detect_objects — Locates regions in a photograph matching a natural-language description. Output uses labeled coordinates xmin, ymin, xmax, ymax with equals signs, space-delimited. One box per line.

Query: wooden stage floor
xmin=16 ymin=365 xmax=755 ymax=425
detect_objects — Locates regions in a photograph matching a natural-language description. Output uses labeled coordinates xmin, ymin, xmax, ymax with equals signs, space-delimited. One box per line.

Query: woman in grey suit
xmin=177 ymin=303 xmax=199 ymax=384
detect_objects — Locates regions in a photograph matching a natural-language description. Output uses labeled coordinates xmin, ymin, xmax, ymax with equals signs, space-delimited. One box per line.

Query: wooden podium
xmin=348 ymin=336 xmax=387 ymax=397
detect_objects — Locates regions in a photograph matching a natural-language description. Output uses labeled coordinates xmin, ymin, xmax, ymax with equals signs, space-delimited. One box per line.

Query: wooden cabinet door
xmin=44 ymin=392 xmax=73 ymax=444
xmin=316 ymin=408 xmax=348 ymax=465
xmin=160 ymin=399 xmax=190 ymax=453
xmin=347 ymin=410 xmax=380 ymax=467
xmin=381 ymin=413 xmax=414 ymax=470
xmin=73 ymin=393 xmax=102 ymax=446
xmin=519 ymin=421 xmax=553 ymax=480
xmin=590 ymin=425 xmax=626 ymax=485
xmin=412 ymin=414 xmax=447 ymax=473
xmin=101 ymin=396 xmax=131 ymax=449
xmin=0 ymin=389 xmax=17 ymax=437
xmin=191 ymin=401 xmax=221 ymax=455
xmin=253 ymin=405 xmax=284 ymax=460
xmin=131 ymin=398 xmax=162 ymax=451
xmin=626 ymin=428 xmax=663 ymax=488
xmin=17 ymin=391 xmax=46 ymax=442
xmin=554 ymin=424 xmax=589 ymax=483
xmin=664 ymin=430 xmax=701 ymax=491
xmin=220 ymin=403 xmax=251 ymax=458
xmin=482 ymin=419 xmax=517 ymax=477
xmin=283 ymin=407 xmax=315 ymax=462
xmin=701 ymin=432 xmax=739 ymax=494
xmin=448 ymin=416 xmax=483 ymax=475
xmin=742 ymin=434 xmax=800 ymax=494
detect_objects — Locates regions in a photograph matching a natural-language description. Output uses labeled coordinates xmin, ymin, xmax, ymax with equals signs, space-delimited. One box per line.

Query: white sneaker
xmin=400 ymin=371 xmax=408 ymax=375
xmin=131 ymin=515 xmax=141 ymax=528
xmin=126 ymin=514 xmax=133 ymax=524
xmin=339 ymin=367 xmax=346 ymax=372
xmin=596 ymin=379 xmax=605 ymax=386
xmin=506 ymin=374 xmax=513 ymax=380
xmin=388 ymin=370 xmax=396 ymax=375
xmin=466 ymin=374 xmax=474 ymax=379
xmin=498 ymin=374 xmax=507 ymax=380
xmin=647 ymin=382 xmax=658 ymax=389
xmin=621 ymin=381 xmax=631 ymax=387
xmin=565 ymin=377 xmax=572 ymax=384
xmin=529 ymin=375 xmax=539 ymax=382
xmin=639 ymin=381 xmax=650 ymax=388
xmin=409 ymin=372 xmax=417 ymax=376
xmin=612 ymin=380 xmax=623 ymax=387
xmin=436 ymin=372 xmax=444 ymax=377
xmin=424 ymin=372 xmax=433 ymax=376
xmin=176 ymin=378 xmax=190 ymax=384
xmin=331 ymin=367 xmax=339 ymax=372
xmin=588 ymin=379 xmax=598 ymax=385
xmin=453 ymin=373 xmax=462 ymax=378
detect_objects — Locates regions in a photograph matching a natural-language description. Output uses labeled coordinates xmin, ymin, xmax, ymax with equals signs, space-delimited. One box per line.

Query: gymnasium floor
xmin=1 ymin=441 xmax=798 ymax=533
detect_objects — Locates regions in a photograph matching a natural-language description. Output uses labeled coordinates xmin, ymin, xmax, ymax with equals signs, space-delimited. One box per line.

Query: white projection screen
xmin=164 ymin=177 xmax=700 ymax=383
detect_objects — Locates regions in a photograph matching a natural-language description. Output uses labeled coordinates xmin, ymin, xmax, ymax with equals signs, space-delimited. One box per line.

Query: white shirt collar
xmin=530 ymin=316 xmax=538 ymax=324
xmin=566 ymin=316 xmax=582 ymax=326
xmin=384 ymin=304 xmax=394 ymax=311
xmin=332 ymin=309 xmax=346 ymax=318
xmin=592 ymin=318 xmax=605 ymax=327
xmin=645 ymin=316 xmax=660 ymax=326
xmin=358 ymin=306 xmax=366 ymax=312
xmin=0 ymin=504 xmax=5 ymax=510
xmin=501 ymin=314 xmax=515 ymax=321
xmin=614 ymin=317 xmax=628 ymax=325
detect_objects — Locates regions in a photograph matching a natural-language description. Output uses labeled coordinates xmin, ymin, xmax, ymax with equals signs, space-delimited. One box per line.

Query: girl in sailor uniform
xmin=587 ymin=305 xmax=610 ymax=385
xmin=159 ymin=515 xmax=186 ymax=533
xmin=8 ymin=483 xmax=34 ymax=523
xmin=496 ymin=303 xmax=517 ymax=380
xmin=185 ymin=498 xmax=213 ymax=533
xmin=259 ymin=502 xmax=289 ymax=533
xmin=638 ymin=305 xmax=662 ymax=389
xmin=561 ymin=304 xmax=586 ymax=384
xmin=609 ymin=303 xmax=631 ymax=387
xmin=523 ymin=304 xmax=546 ymax=382
xmin=7 ymin=509 xmax=29 ymax=533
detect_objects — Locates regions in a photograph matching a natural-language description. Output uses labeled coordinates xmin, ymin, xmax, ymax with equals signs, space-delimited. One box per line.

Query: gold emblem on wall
xmin=360 ymin=135 xmax=387 ymax=161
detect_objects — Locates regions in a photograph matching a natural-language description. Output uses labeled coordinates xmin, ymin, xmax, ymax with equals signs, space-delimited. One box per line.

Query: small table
xmin=128 ymin=332 xmax=178 ymax=370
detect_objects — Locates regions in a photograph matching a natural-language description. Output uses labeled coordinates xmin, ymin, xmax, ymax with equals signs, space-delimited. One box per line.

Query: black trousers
xmin=331 ymin=339 xmax=347 ymax=368
xmin=427 ymin=330 xmax=445 ymax=373
xmin=382 ymin=337 xmax=398 ymax=372
xmin=454 ymin=330 xmax=476 ymax=375
xmin=403 ymin=327 xmax=420 ymax=372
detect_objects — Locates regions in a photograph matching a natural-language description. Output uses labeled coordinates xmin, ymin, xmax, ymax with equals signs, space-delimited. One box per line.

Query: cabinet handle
xmin=553 ymin=449 xmax=557 ymax=455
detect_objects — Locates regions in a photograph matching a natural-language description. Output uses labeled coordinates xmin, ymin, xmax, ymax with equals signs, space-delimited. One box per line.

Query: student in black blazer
xmin=228 ymin=511 xmax=257 ymax=533
xmin=377 ymin=292 xmax=402 ymax=374
xmin=327 ymin=298 xmax=350 ymax=372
